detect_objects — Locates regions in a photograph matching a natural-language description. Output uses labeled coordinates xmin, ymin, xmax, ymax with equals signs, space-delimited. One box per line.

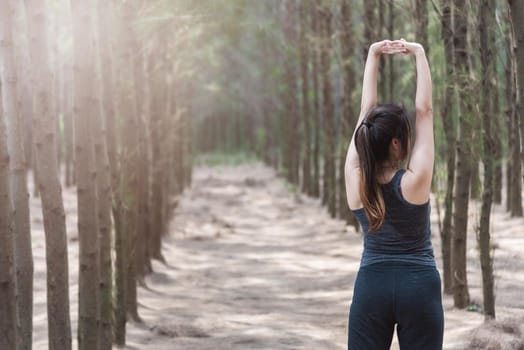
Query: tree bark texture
xmin=150 ymin=51 xmax=167 ymax=263
xmin=339 ymin=0 xmax=358 ymax=228
xmin=311 ymin=0 xmax=321 ymax=198
xmin=0 ymin=80 xmax=19 ymax=350
xmin=451 ymin=0 xmax=472 ymax=309
xmin=112 ymin=3 xmax=129 ymax=345
xmin=119 ymin=3 xmax=140 ymax=324
xmin=440 ymin=0 xmax=455 ymax=295
xmin=24 ymin=1 xmax=73 ymax=348
xmin=71 ymin=0 xmax=101 ymax=348
xmin=509 ymin=0 xmax=524 ymax=216
xmin=478 ymin=0 xmax=496 ymax=320
xmin=93 ymin=0 xmax=115 ymax=347
xmin=282 ymin=0 xmax=300 ymax=186
xmin=506 ymin=6 xmax=523 ymax=217
xmin=299 ymin=0 xmax=312 ymax=196
xmin=414 ymin=0 xmax=429 ymax=54
xmin=1 ymin=1 xmax=33 ymax=348
xmin=319 ymin=5 xmax=336 ymax=218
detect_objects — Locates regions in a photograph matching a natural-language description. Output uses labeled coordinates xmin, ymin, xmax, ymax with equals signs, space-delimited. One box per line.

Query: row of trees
xmin=0 ymin=0 xmax=192 ymax=349
xmin=192 ymin=0 xmax=524 ymax=320
xmin=2 ymin=0 xmax=523 ymax=348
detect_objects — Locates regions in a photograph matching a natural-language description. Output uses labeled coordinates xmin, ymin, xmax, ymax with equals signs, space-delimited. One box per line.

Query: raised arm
xmin=345 ymin=40 xmax=406 ymax=209
xmin=346 ymin=41 xmax=406 ymax=171
xmin=398 ymin=40 xmax=434 ymax=204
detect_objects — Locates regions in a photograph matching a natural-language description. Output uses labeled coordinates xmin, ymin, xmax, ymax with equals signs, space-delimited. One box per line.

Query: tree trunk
xmin=93 ymin=0 xmax=115 ymax=347
xmin=63 ymin=3 xmax=74 ymax=188
xmin=378 ymin=0 xmax=387 ymax=102
xmin=299 ymin=0 xmax=311 ymax=196
xmin=1 ymin=1 xmax=33 ymax=348
xmin=478 ymin=0 xmax=496 ymax=320
xmin=505 ymin=21 xmax=514 ymax=212
xmin=507 ymin=5 xmax=523 ymax=217
xmin=338 ymin=0 xmax=358 ymax=228
xmin=320 ymin=5 xmax=336 ymax=217
xmin=112 ymin=4 xmax=129 ymax=345
xmin=119 ymin=3 xmax=140 ymax=324
xmin=184 ymin=93 xmax=193 ymax=187
xmin=0 ymin=78 xmax=19 ymax=350
xmin=451 ymin=0 xmax=472 ymax=309
xmin=24 ymin=1 xmax=73 ymax=348
xmin=414 ymin=0 xmax=429 ymax=53
xmin=63 ymin=57 xmax=74 ymax=188
xmin=362 ymin=0 xmax=376 ymax=60
xmin=440 ymin=0 xmax=455 ymax=295
xmin=71 ymin=1 xmax=101 ymax=348
xmin=150 ymin=52 xmax=167 ymax=263
xmin=129 ymin=23 xmax=149 ymax=279
xmin=469 ymin=2 xmax=482 ymax=202
xmin=311 ymin=0 xmax=321 ymax=198
xmin=388 ymin=0 xmax=395 ymax=102
xmin=282 ymin=0 xmax=300 ymax=186
xmin=509 ymin=0 xmax=524 ymax=213
xmin=137 ymin=94 xmax=152 ymax=276
xmin=491 ymin=59 xmax=503 ymax=205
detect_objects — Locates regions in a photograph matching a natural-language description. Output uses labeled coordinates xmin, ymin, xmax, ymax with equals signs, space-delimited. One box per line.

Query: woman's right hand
xmin=393 ymin=39 xmax=424 ymax=55
xmin=369 ymin=40 xmax=408 ymax=57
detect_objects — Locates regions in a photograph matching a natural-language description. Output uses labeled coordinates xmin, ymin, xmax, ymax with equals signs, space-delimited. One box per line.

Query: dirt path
xmin=30 ymin=162 xmax=523 ymax=349
xmin=124 ymin=163 xmax=524 ymax=350
xmin=125 ymin=163 xmax=359 ymax=349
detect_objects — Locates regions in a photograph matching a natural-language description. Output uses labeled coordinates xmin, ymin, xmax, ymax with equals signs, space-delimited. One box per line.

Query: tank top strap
xmin=390 ymin=168 xmax=406 ymax=201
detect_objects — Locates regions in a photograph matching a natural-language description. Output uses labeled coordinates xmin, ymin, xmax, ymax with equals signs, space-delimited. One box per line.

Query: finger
xmin=386 ymin=45 xmax=406 ymax=53
xmin=383 ymin=49 xmax=408 ymax=55
xmin=390 ymin=40 xmax=405 ymax=47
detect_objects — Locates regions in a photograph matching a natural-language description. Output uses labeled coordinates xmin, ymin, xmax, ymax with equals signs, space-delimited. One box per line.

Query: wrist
xmin=369 ymin=44 xmax=381 ymax=57
xmin=414 ymin=46 xmax=425 ymax=56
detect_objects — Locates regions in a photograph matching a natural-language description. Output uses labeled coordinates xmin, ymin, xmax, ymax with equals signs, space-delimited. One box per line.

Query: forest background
xmin=1 ymin=0 xmax=524 ymax=349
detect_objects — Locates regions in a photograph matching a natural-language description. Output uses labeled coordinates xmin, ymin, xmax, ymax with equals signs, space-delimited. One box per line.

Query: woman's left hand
xmin=369 ymin=40 xmax=408 ymax=57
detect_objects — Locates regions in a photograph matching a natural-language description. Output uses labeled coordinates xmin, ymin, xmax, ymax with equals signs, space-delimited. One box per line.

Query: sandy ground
xmin=30 ymin=162 xmax=523 ymax=349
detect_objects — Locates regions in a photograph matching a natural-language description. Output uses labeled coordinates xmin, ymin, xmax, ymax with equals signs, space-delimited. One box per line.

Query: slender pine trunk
xmin=478 ymin=0 xmax=496 ymax=319
xmin=1 ymin=1 xmax=32 ymax=348
xmin=440 ymin=0 xmax=455 ymax=295
xmin=24 ymin=1 xmax=73 ymax=348
xmin=320 ymin=5 xmax=336 ymax=217
xmin=0 ymin=73 xmax=19 ymax=350
xmin=311 ymin=0 xmax=321 ymax=198
xmin=339 ymin=0 xmax=358 ymax=228
xmin=451 ymin=0 xmax=472 ymax=308
xmin=71 ymin=1 xmax=101 ymax=348
xmin=299 ymin=0 xmax=311 ymax=196
xmin=93 ymin=0 xmax=115 ymax=347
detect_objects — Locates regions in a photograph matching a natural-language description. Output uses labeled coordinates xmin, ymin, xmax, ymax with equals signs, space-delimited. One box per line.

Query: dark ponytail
xmin=355 ymin=104 xmax=411 ymax=231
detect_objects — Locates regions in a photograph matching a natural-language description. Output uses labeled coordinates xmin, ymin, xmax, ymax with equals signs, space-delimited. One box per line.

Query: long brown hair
xmin=355 ymin=104 xmax=411 ymax=231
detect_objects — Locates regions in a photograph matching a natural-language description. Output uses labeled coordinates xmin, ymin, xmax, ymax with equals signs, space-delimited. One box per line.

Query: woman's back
xmin=351 ymin=169 xmax=435 ymax=267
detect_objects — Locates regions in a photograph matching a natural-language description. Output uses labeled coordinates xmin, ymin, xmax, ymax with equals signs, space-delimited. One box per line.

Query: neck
xmin=377 ymin=162 xmax=400 ymax=184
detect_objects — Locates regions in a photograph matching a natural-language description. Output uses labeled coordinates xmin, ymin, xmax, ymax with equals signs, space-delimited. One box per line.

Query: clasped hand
xmin=369 ymin=39 xmax=424 ymax=56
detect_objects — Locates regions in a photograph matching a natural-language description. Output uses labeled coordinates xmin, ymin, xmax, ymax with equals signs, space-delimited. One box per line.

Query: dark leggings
xmin=347 ymin=262 xmax=444 ymax=350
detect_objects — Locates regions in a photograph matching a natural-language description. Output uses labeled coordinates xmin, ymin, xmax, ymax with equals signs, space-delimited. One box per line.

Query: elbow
xmin=416 ymin=104 xmax=433 ymax=117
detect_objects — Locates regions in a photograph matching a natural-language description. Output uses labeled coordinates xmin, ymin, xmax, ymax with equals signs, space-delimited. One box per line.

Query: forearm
xmin=360 ymin=49 xmax=380 ymax=113
xmin=415 ymin=49 xmax=432 ymax=114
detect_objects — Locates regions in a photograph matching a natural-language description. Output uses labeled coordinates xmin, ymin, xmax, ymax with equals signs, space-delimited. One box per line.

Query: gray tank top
xmin=351 ymin=169 xmax=436 ymax=267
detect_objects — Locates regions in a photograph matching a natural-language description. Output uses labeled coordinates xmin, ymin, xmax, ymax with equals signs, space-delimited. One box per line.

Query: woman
xmin=344 ymin=39 xmax=443 ymax=350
